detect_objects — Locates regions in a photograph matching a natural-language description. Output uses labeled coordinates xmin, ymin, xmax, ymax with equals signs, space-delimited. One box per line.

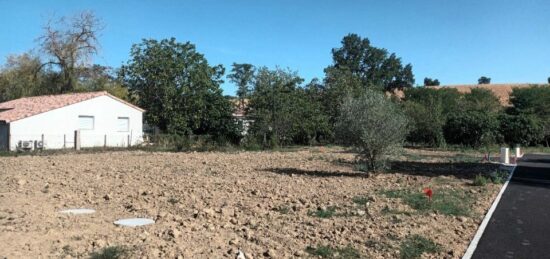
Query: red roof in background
xmin=0 ymin=91 xmax=144 ymax=123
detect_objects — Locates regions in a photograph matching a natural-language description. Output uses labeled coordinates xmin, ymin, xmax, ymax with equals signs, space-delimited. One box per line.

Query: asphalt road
xmin=472 ymin=154 xmax=550 ymax=259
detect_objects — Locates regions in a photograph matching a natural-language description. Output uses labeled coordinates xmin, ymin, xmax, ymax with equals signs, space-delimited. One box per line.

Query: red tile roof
xmin=0 ymin=91 xmax=144 ymax=123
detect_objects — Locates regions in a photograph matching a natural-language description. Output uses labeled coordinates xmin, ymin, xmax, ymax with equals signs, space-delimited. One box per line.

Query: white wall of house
xmin=8 ymin=95 xmax=143 ymax=150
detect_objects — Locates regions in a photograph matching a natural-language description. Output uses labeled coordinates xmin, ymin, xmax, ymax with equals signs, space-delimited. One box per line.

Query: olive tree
xmin=335 ymin=89 xmax=408 ymax=172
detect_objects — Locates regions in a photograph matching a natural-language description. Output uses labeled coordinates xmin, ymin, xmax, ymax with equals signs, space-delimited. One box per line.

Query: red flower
xmin=423 ymin=188 xmax=433 ymax=201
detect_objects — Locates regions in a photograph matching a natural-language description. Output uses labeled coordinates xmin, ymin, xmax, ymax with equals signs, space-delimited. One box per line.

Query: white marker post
xmin=515 ymin=147 xmax=522 ymax=159
xmin=500 ymin=147 xmax=510 ymax=164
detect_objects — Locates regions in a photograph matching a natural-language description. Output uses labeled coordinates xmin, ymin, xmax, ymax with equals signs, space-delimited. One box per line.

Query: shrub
xmin=400 ymin=235 xmax=441 ymax=259
xmin=335 ymin=89 xmax=409 ymax=172
xmin=444 ymin=110 xmax=500 ymax=147
xmin=90 ymin=246 xmax=128 ymax=259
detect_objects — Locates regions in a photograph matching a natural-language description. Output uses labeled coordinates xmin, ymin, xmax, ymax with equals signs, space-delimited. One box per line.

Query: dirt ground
xmin=0 ymin=147 xmax=502 ymax=258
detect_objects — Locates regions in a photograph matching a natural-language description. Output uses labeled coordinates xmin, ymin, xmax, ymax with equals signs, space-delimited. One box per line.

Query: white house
xmin=0 ymin=91 xmax=144 ymax=151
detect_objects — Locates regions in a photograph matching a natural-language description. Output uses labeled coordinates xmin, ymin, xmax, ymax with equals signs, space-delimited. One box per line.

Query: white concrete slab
xmin=114 ymin=218 xmax=155 ymax=227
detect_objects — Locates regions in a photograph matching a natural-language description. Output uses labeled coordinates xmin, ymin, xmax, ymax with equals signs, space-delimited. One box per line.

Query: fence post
xmin=104 ymin=134 xmax=107 ymax=148
xmin=41 ymin=134 xmax=45 ymax=150
xmin=127 ymin=134 xmax=131 ymax=148
xmin=74 ymin=130 xmax=81 ymax=150
xmin=63 ymin=134 xmax=66 ymax=149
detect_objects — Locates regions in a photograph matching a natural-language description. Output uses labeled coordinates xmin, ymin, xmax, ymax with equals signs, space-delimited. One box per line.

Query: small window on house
xmin=117 ymin=117 xmax=129 ymax=132
xmin=78 ymin=116 xmax=94 ymax=130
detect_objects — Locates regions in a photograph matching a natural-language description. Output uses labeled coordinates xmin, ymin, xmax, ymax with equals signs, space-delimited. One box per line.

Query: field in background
xmin=0 ymin=147 xmax=502 ymax=258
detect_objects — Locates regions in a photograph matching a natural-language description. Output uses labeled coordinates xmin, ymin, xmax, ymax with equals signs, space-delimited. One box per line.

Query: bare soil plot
xmin=0 ymin=147 xmax=501 ymax=258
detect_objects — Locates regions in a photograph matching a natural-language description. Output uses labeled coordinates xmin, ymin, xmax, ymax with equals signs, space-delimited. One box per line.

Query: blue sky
xmin=1 ymin=0 xmax=549 ymax=95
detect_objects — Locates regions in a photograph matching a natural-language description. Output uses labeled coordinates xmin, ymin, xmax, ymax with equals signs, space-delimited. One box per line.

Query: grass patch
xmin=352 ymin=196 xmax=369 ymax=206
xmin=308 ymin=206 xmax=337 ymax=218
xmin=89 ymin=246 xmax=128 ymax=259
xmin=305 ymin=245 xmax=361 ymax=258
xmin=473 ymin=174 xmax=489 ymax=186
xmin=400 ymin=235 xmax=441 ymax=259
xmin=490 ymin=169 xmax=509 ymax=184
xmin=379 ymin=188 xmax=471 ymax=216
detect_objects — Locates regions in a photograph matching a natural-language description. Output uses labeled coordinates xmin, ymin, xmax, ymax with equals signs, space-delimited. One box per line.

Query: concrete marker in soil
xmin=114 ymin=218 xmax=155 ymax=227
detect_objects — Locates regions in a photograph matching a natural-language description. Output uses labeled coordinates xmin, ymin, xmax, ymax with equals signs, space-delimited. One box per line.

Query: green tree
xmin=323 ymin=34 xmax=414 ymax=126
xmin=121 ymin=38 xmax=238 ymax=141
xmin=403 ymin=87 xmax=463 ymax=147
xmin=403 ymin=98 xmax=446 ymax=147
xmin=462 ymin=88 xmax=501 ymax=113
xmin=326 ymin=34 xmax=414 ymax=92
xmin=423 ymin=77 xmax=440 ymax=86
xmin=444 ymin=110 xmax=499 ymax=147
xmin=247 ymin=68 xmax=330 ymax=146
xmin=335 ymin=89 xmax=408 ymax=172
xmin=0 ymin=53 xmax=45 ymax=102
xmin=508 ymin=86 xmax=550 ymax=146
xmin=227 ymin=63 xmax=255 ymax=107
xmin=478 ymin=76 xmax=491 ymax=84
xmin=499 ymin=113 xmax=543 ymax=146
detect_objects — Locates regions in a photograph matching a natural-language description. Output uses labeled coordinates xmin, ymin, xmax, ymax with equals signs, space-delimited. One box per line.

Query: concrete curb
xmin=462 ymin=164 xmax=517 ymax=259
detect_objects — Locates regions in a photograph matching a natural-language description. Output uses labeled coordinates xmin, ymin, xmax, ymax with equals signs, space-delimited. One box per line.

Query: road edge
xmin=462 ymin=164 xmax=517 ymax=259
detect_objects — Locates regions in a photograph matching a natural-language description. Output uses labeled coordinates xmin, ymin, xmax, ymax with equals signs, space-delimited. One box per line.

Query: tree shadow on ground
xmin=263 ymin=167 xmax=368 ymax=178
xmin=387 ymin=161 xmax=499 ymax=180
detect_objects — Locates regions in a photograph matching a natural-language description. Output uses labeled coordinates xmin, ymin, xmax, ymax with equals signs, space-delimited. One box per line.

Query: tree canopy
xmin=227 ymin=63 xmax=255 ymax=107
xmin=423 ymin=77 xmax=440 ymax=86
xmin=121 ymin=38 xmax=238 ymax=140
xmin=325 ymin=34 xmax=414 ymax=92
xmin=38 ymin=11 xmax=103 ymax=93
xmin=246 ymin=67 xmax=330 ymax=147
xmin=478 ymin=76 xmax=491 ymax=84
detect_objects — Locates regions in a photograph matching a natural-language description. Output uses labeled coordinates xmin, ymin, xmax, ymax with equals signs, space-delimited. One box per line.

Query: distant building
xmin=231 ymin=98 xmax=252 ymax=135
xmin=0 ymin=91 xmax=144 ymax=151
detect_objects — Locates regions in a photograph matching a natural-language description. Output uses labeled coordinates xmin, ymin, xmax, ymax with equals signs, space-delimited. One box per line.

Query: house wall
xmin=0 ymin=122 xmax=8 ymax=151
xmin=9 ymin=95 xmax=143 ymax=150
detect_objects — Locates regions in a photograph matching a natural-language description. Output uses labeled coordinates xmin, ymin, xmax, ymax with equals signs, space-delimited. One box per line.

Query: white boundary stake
xmin=462 ymin=165 xmax=517 ymax=259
